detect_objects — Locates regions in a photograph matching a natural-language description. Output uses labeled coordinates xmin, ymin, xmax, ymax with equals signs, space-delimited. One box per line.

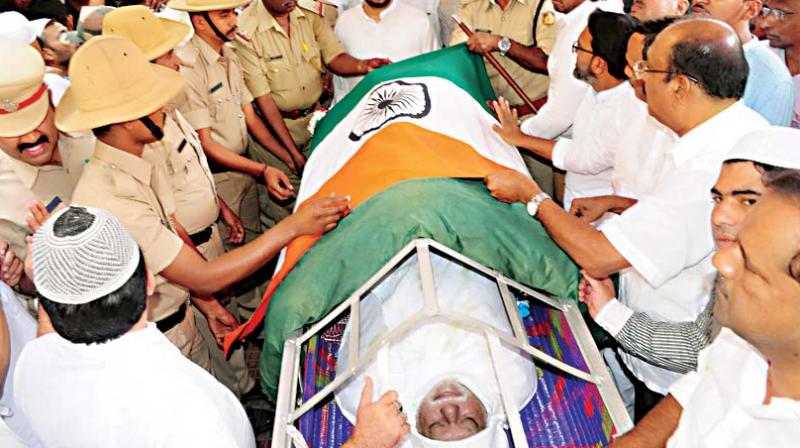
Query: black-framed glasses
xmin=632 ymin=60 xmax=700 ymax=84
xmin=571 ymin=41 xmax=594 ymax=55
xmin=759 ymin=4 xmax=796 ymax=20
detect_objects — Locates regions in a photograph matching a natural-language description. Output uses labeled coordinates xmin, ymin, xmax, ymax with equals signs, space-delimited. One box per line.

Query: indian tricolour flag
xmin=223 ymin=46 xmax=579 ymax=396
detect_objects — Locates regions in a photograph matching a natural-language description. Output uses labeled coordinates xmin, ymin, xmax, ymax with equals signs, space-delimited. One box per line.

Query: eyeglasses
xmin=571 ymin=41 xmax=594 ymax=55
xmin=759 ymin=5 xmax=796 ymax=20
xmin=631 ymin=60 xmax=700 ymax=84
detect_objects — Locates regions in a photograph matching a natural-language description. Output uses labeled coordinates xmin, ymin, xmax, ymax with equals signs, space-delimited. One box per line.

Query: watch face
xmin=526 ymin=200 xmax=537 ymax=216
xmin=499 ymin=38 xmax=511 ymax=52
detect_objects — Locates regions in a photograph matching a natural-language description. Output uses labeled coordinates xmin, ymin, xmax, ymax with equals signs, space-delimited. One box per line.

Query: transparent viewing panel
xmin=274 ymin=239 xmax=631 ymax=448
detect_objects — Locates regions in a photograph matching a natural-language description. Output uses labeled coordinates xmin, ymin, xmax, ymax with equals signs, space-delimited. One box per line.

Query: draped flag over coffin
xmin=221 ymin=46 xmax=580 ymax=397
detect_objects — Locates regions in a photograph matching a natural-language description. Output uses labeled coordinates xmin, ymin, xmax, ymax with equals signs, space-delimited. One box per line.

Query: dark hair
xmin=636 ymin=15 xmax=683 ymax=38
xmin=91 ymin=124 xmax=111 ymax=137
xmin=765 ymin=169 xmax=800 ymax=197
xmin=643 ymin=24 xmax=748 ymax=99
xmin=587 ymin=11 xmax=638 ymax=80
xmin=39 ymin=253 xmax=148 ymax=345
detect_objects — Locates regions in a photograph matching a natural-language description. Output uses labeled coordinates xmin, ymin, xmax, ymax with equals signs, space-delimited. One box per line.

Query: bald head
xmin=647 ymin=18 xmax=747 ymax=100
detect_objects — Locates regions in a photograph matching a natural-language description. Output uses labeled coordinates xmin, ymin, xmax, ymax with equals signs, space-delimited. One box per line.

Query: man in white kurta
xmin=335 ymin=253 xmax=537 ymax=447
xmin=333 ymin=0 xmax=440 ymax=104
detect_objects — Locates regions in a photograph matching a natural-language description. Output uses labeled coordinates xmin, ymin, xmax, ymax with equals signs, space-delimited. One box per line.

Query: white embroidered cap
xmin=32 ymin=206 xmax=141 ymax=305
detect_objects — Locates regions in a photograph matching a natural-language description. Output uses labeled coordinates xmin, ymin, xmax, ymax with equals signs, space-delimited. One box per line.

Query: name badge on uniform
xmin=209 ymin=82 xmax=223 ymax=94
xmin=475 ymin=28 xmax=492 ymax=33
xmin=269 ymin=55 xmax=284 ymax=61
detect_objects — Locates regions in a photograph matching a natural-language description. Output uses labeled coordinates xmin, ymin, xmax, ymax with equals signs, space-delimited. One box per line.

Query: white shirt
xmin=667 ymin=327 xmax=800 ymax=447
xmin=550 ymin=82 xmax=645 ymax=210
xmin=598 ymin=102 xmax=769 ymax=394
xmin=520 ymin=0 xmax=623 ymax=139
xmin=0 ymin=282 xmax=40 ymax=447
xmin=768 ymin=45 xmax=800 ymax=128
xmin=14 ymin=323 xmax=255 ymax=448
xmin=333 ymin=2 xmax=440 ymax=104
xmin=611 ymin=108 xmax=676 ymax=199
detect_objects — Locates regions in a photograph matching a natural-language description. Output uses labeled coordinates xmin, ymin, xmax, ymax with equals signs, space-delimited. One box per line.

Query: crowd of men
xmin=0 ymin=0 xmax=798 ymax=445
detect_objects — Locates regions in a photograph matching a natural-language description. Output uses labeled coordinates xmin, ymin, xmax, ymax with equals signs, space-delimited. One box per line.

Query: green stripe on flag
xmin=310 ymin=44 xmax=497 ymax=151
xmin=260 ymin=178 xmax=581 ymax=397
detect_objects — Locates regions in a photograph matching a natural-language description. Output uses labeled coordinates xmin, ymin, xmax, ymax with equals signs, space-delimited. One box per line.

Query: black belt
xmin=155 ymin=302 xmax=188 ymax=333
xmin=280 ymin=105 xmax=315 ymax=120
xmin=189 ymin=225 xmax=213 ymax=246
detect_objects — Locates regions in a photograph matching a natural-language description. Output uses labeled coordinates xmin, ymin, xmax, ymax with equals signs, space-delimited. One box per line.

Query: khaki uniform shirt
xmin=450 ymin=0 xmax=562 ymax=105
xmin=235 ymin=1 xmax=346 ymax=112
xmin=71 ymin=141 xmax=188 ymax=322
xmin=143 ymin=110 xmax=219 ymax=234
xmin=0 ymin=133 xmax=94 ymax=260
xmin=178 ymin=35 xmax=252 ymax=155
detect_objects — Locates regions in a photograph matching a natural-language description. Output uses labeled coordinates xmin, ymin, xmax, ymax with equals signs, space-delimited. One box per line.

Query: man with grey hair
xmin=13 ymin=206 xmax=255 ymax=447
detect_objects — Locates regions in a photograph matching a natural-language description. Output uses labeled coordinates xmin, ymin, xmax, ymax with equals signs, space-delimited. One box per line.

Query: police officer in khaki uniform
xmin=102 ymin=5 xmax=255 ymax=396
xmin=234 ymin=0 xmax=390 ymax=227
xmin=0 ymin=41 xmax=94 ymax=295
xmin=166 ymin=0 xmax=297 ymax=239
xmin=60 ymin=35 xmax=350 ymax=371
xmin=451 ymin=0 xmax=563 ymax=196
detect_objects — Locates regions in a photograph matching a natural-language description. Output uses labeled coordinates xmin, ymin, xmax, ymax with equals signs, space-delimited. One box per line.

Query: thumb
xmin=359 ymin=376 xmax=374 ymax=410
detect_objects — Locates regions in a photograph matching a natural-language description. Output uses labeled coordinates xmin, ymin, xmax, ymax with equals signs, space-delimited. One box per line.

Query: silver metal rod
xmin=487 ymin=332 xmax=528 ymax=447
xmin=416 ymin=241 xmax=439 ymax=315
xmin=497 ymin=279 xmax=529 ymax=347
xmin=349 ymin=298 xmax=360 ymax=368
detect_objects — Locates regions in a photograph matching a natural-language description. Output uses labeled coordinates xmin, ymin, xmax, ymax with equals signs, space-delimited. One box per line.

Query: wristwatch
xmin=526 ymin=192 xmax=551 ymax=217
xmin=498 ymin=37 xmax=511 ymax=56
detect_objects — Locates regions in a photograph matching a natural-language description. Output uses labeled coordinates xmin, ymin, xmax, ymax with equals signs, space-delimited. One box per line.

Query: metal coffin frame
xmin=272 ymin=238 xmax=633 ymax=447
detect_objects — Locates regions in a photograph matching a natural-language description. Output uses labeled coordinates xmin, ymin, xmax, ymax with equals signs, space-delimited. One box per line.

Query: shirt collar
xmin=93 ymin=140 xmax=153 ymax=186
xmin=595 ymin=80 xmax=631 ymax=101
xmin=191 ymin=34 xmax=236 ymax=65
xmin=669 ymin=101 xmax=746 ymax=167
xmin=486 ymin=0 xmax=525 ymax=10
xmin=0 ymin=142 xmax=71 ymax=189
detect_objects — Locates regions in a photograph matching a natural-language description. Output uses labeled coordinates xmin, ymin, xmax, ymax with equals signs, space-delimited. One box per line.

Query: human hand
xmin=491 ymin=97 xmax=526 ymax=147
xmin=362 ymin=58 xmax=391 ymax=74
xmin=290 ymin=151 xmax=306 ymax=176
xmin=569 ymin=196 xmax=613 ymax=223
xmin=466 ymin=32 xmax=501 ymax=54
xmin=0 ymin=241 xmax=23 ymax=288
xmin=484 ymin=170 xmax=538 ymax=204
xmin=286 ymin=195 xmax=351 ymax=237
xmin=219 ymin=200 xmax=244 ymax=244
xmin=578 ymin=271 xmax=616 ymax=319
xmin=347 ymin=377 xmax=410 ymax=448
xmin=262 ymin=166 xmax=295 ymax=201
xmin=25 ymin=200 xmax=60 ymax=234
xmin=201 ymin=300 xmax=238 ymax=347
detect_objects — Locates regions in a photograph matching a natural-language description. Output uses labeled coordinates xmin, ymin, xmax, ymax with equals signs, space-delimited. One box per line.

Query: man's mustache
xmin=18 ymin=135 xmax=48 ymax=152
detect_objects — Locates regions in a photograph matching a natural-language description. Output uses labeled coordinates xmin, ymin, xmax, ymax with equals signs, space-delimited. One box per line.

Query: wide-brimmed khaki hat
xmin=167 ymin=0 xmax=250 ymax=13
xmin=0 ymin=41 xmax=50 ymax=138
xmin=55 ymin=35 xmax=186 ymax=133
xmin=102 ymin=6 xmax=190 ymax=60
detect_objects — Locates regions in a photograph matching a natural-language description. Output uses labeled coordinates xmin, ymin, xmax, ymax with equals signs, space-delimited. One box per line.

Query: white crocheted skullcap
xmin=725 ymin=127 xmax=800 ymax=170
xmin=32 ymin=206 xmax=140 ymax=305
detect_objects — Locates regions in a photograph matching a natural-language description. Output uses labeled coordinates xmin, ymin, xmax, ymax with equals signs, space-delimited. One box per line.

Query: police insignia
xmin=0 ymin=99 xmax=19 ymax=113
xmin=543 ymin=11 xmax=556 ymax=25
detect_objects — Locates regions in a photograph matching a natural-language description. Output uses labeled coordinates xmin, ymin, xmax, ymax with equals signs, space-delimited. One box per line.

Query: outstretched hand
xmin=491 ymin=97 xmax=526 ymax=147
